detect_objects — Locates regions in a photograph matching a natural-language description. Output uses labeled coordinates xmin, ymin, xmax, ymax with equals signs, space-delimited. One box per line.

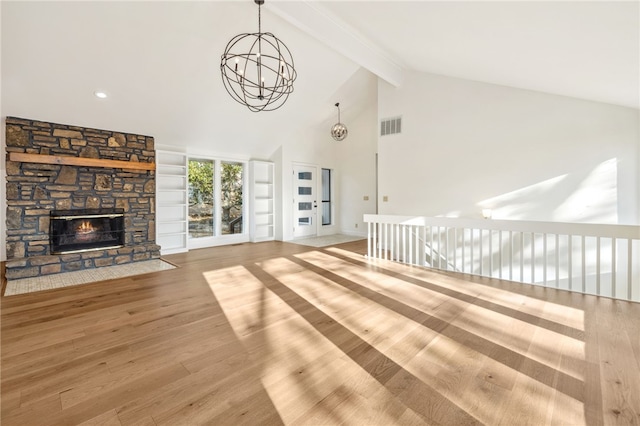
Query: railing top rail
xmin=364 ymin=214 xmax=640 ymax=239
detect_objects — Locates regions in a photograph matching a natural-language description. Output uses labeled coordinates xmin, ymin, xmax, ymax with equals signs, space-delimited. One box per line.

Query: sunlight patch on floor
xmin=300 ymin=250 xmax=586 ymax=380
xmin=203 ymin=261 xmax=429 ymax=425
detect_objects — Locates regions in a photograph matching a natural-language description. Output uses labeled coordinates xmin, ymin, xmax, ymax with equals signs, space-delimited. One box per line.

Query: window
xmin=221 ymin=161 xmax=243 ymax=235
xmin=188 ymin=159 xmax=214 ymax=238
xmin=321 ymin=168 xmax=331 ymax=226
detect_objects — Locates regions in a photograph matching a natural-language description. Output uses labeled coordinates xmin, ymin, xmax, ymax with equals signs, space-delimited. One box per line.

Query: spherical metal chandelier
xmin=330 ymin=103 xmax=348 ymax=141
xmin=220 ymin=0 xmax=297 ymax=112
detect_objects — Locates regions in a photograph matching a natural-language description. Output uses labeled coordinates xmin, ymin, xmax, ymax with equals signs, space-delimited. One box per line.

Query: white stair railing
xmin=364 ymin=214 xmax=640 ymax=302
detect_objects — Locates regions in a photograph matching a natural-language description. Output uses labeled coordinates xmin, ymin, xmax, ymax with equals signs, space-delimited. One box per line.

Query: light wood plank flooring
xmin=2 ymin=240 xmax=639 ymax=425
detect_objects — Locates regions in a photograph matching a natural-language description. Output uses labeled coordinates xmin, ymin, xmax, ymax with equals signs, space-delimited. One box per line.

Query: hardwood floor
xmin=2 ymin=240 xmax=639 ymax=425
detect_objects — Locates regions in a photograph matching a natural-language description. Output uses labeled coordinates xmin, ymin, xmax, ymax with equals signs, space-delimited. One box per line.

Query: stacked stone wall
xmin=5 ymin=117 xmax=160 ymax=280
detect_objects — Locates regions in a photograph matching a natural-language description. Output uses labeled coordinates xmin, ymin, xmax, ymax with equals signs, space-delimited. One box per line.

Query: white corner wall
xmin=337 ymin=100 xmax=378 ymax=237
xmin=378 ymin=72 xmax=640 ymax=225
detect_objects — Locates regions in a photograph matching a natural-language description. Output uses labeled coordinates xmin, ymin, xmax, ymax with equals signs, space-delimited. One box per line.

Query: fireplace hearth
xmin=50 ymin=209 xmax=125 ymax=254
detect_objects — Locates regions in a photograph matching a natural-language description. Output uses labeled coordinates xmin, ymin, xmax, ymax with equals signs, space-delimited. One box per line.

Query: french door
xmin=293 ymin=164 xmax=317 ymax=238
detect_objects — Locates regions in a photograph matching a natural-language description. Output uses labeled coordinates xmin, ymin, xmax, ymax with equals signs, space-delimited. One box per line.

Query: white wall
xmin=337 ymin=99 xmax=378 ymax=237
xmin=378 ymin=72 xmax=640 ymax=225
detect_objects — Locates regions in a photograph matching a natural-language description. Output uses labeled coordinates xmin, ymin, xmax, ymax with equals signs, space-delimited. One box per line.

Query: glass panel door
xmin=188 ymin=159 xmax=214 ymax=238
xmin=293 ymin=164 xmax=317 ymax=238
xmin=221 ymin=161 xmax=244 ymax=234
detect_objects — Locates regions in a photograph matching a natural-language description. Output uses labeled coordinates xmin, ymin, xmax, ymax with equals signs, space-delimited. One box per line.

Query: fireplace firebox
xmin=50 ymin=209 xmax=125 ymax=254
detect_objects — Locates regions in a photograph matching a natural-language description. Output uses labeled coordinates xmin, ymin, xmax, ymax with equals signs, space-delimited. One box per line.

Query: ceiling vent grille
xmin=380 ymin=117 xmax=402 ymax=136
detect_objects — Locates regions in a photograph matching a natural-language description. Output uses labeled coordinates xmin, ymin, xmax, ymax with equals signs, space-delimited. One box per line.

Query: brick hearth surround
xmin=4 ymin=117 xmax=160 ymax=281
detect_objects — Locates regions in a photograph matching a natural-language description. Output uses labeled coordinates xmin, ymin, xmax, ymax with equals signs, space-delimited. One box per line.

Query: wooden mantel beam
xmin=9 ymin=152 xmax=156 ymax=171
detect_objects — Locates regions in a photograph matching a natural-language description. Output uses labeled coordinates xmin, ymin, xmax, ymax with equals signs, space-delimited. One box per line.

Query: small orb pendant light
xmin=220 ymin=0 xmax=297 ymax=112
xmin=330 ymin=102 xmax=348 ymax=141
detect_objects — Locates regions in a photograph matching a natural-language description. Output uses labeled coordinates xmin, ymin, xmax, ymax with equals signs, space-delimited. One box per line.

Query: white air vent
xmin=380 ymin=116 xmax=402 ymax=136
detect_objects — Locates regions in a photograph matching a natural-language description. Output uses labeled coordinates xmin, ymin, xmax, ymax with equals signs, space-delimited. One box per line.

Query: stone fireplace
xmin=5 ymin=117 xmax=160 ymax=281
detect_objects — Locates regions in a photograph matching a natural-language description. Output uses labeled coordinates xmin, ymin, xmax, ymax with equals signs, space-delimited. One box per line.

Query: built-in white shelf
xmin=249 ymin=160 xmax=275 ymax=242
xmin=156 ymin=151 xmax=189 ymax=254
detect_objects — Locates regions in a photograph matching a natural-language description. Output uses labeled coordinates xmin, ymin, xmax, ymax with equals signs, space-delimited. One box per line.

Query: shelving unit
xmin=249 ymin=160 xmax=275 ymax=242
xmin=156 ymin=151 xmax=188 ymax=254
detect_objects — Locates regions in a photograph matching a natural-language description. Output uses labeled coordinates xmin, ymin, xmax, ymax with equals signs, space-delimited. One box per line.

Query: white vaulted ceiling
xmin=2 ymin=1 xmax=638 ymax=157
xmin=314 ymin=1 xmax=639 ymax=108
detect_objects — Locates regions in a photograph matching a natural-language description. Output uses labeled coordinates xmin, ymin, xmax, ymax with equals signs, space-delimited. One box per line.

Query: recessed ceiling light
xmin=94 ymin=91 xmax=108 ymax=99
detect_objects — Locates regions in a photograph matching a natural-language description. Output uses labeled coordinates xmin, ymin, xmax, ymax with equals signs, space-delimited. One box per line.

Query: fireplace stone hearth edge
xmin=4 ymin=117 xmax=160 ymax=281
